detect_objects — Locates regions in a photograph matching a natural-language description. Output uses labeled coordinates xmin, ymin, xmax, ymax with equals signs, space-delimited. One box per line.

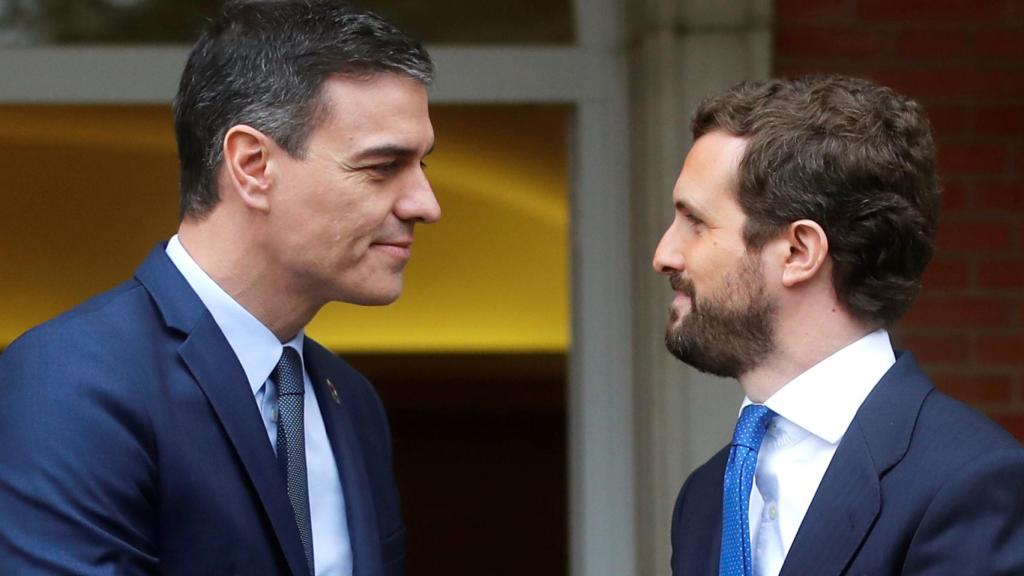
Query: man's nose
xmin=397 ymin=170 xmax=441 ymax=224
xmin=652 ymin=226 xmax=684 ymax=275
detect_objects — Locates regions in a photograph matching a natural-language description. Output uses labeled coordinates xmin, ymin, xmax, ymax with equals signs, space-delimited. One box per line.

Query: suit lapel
xmin=779 ymin=352 xmax=933 ymax=576
xmin=305 ymin=342 xmax=382 ymax=576
xmin=778 ymin=425 xmax=880 ymax=576
xmin=135 ymin=245 xmax=311 ymax=576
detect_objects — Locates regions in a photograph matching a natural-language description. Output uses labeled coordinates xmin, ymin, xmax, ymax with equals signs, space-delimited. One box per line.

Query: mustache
xmin=669 ymin=273 xmax=695 ymax=299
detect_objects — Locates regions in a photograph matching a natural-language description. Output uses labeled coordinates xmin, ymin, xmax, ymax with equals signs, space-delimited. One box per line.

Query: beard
xmin=664 ymin=252 xmax=776 ymax=379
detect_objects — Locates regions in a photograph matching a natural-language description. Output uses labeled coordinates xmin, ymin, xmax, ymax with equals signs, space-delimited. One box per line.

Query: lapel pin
xmin=325 ymin=378 xmax=341 ymax=405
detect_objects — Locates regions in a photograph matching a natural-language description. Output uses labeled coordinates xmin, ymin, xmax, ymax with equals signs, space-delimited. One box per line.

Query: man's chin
xmin=359 ymin=290 xmax=402 ymax=306
xmin=664 ymin=322 xmax=690 ymax=354
xmin=664 ymin=335 xmax=740 ymax=379
xmin=334 ymin=281 xmax=404 ymax=306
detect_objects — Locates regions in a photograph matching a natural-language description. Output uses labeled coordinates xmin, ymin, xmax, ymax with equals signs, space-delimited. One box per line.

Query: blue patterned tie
xmin=274 ymin=347 xmax=315 ymax=575
xmin=720 ymin=404 xmax=773 ymax=576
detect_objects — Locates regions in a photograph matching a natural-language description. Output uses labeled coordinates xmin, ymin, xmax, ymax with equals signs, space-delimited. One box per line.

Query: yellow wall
xmin=0 ymin=104 xmax=569 ymax=352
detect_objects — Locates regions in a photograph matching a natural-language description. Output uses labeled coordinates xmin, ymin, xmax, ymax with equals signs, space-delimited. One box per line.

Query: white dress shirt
xmin=743 ymin=329 xmax=896 ymax=576
xmin=166 ymin=235 xmax=352 ymax=576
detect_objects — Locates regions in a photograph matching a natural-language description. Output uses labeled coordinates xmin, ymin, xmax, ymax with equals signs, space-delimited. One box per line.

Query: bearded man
xmin=654 ymin=75 xmax=1024 ymax=576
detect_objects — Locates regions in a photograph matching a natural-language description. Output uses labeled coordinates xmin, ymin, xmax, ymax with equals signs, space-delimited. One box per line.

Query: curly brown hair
xmin=692 ymin=75 xmax=940 ymax=326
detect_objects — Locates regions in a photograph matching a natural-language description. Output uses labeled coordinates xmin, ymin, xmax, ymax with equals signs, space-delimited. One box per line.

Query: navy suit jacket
xmin=0 ymin=246 xmax=405 ymax=575
xmin=671 ymin=352 xmax=1024 ymax=575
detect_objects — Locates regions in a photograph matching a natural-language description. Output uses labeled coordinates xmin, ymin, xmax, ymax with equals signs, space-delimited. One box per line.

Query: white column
xmin=569 ymin=0 xmax=636 ymax=575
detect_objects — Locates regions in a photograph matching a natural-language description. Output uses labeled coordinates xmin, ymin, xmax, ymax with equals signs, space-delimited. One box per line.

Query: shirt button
xmin=768 ymin=503 xmax=778 ymax=520
xmin=271 ymin=408 xmax=279 ymax=423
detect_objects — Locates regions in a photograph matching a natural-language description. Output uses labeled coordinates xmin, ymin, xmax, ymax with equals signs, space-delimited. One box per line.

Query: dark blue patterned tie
xmin=720 ymin=404 xmax=773 ymax=576
xmin=274 ymin=346 xmax=314 ymax=575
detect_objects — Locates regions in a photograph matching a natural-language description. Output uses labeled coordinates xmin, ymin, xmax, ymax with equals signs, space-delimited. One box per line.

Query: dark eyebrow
xmin=352 ymin=141 xmax=435 ymax=162
xmin=675 ymin=198 xmax=708 ymax=220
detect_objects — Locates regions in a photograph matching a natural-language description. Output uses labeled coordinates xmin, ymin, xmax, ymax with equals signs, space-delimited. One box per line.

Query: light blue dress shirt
xmin=166 ymin=235 xmax=352 ymax=576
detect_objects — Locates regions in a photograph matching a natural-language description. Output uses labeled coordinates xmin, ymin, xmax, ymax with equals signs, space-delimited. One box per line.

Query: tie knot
xmin=732 ymin=404 xmax=773 ymax=450
xmin=273 ymin=346 xmax=304 ymax=396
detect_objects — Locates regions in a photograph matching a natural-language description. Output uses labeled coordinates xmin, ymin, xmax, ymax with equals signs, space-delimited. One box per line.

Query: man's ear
xmin=222 ymin=125 xmax=274 ymax=212
xmin=780 ymin=219 xmax=829 ymax=288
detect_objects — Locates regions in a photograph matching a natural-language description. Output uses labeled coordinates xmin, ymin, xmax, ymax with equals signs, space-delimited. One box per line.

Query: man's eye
xmin=684 ymin=213 xmax=702 ymax=226
xmin=368 ymin=161 xmax=399 ymax=176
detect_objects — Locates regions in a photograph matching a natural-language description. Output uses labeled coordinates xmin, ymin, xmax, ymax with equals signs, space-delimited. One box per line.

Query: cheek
xmin=688 ymin=249 xmax=737 ymax=292
xmin=684 ymin=248 xmax=715 ymax=283
xmin=323 ymin=209 xmax=382 ymax=262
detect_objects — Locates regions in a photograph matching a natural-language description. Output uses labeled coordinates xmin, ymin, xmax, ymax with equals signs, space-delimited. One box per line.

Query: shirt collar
xmin=741 ymin=329 xmax=895 ymax=445
xmin=165 ymin=235 xmax=305 ymax=395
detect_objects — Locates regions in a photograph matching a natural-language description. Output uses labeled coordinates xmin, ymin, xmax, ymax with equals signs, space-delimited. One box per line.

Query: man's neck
xmin=177 ymin=221 xmax=318 ymax=342
xmin=738 ymin=315 xmax=879 ymax=403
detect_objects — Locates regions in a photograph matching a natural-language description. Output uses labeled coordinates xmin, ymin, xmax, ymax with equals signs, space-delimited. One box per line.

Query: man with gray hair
xmin=0 ymin=2 xmax=439 ymax=574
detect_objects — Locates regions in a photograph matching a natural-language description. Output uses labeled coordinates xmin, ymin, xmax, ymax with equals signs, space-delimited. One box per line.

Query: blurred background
xmin=1 ymin=1 xmax=1021 ymax=575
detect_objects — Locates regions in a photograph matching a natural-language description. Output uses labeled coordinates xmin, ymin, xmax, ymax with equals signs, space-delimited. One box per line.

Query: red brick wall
xmin=775 ymin=0 xmax=1024 ymax=441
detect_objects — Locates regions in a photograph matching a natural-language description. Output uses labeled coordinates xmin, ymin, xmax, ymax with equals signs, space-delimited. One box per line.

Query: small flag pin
xmin=325 ymin=378 xmax=341 ymax=404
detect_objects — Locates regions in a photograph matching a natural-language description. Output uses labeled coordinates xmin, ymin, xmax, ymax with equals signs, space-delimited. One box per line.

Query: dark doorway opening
xmin=347 ymin=353 xmax=568 ymax=575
